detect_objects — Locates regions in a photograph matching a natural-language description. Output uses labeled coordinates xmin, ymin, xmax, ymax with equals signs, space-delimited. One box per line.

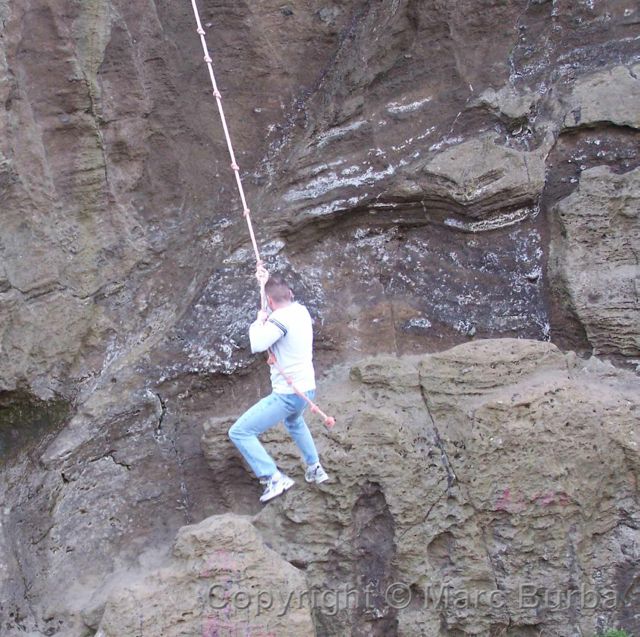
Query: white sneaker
xmin=305 ymin=463 xmax=329 ymax=484
xmin=259 ymin=471 xmax=294 ymax=503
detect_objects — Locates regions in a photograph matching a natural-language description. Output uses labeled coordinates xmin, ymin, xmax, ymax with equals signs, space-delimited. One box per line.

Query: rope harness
xmin=189 ymin=0 xmax=335 ymax=429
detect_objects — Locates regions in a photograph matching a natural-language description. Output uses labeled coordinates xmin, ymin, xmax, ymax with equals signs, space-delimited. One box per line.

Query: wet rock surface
xmin=0 ymin=0 xmax=639 ymax=635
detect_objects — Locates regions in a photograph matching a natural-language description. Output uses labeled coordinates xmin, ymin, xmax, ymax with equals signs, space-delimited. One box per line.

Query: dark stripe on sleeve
xmin=268 ymin=317 xmax=288 ymax=336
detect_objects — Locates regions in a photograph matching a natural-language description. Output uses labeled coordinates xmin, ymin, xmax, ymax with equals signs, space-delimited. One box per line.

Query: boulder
xmin=95 ymin=513 xmax=314 ymax=637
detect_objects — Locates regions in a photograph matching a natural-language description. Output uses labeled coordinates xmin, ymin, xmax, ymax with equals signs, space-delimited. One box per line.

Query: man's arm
xmin=249 ymin=315 xmax=285 ymax=353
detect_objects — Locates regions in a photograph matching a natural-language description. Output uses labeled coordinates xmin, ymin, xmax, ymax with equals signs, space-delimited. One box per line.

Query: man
xmin=228 ymin=273 xmax=329 ymax=503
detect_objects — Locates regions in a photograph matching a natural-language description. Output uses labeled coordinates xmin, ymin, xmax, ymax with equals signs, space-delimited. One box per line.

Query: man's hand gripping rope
xmin=255 ymin=262 xmax=270 ymax=315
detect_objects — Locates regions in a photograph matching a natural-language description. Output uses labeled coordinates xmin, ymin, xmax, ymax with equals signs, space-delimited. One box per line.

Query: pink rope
xmin=189 ymin=2 xmax=335 ymax=429
xmin=267 ymin=353 xmax=336 ymax=429
xmin=189 ymin=0 xmax=261 ymax=266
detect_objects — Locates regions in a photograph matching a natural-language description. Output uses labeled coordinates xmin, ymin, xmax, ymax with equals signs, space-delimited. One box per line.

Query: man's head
xmin=265 ymin=276 xmax=293 ymax=309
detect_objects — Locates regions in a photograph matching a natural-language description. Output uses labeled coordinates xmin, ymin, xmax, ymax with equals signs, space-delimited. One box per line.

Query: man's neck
xmin=270 ymin=300 xmax=293 ymax=311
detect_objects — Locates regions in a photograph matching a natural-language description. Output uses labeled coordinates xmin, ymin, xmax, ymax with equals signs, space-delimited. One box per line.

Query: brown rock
xmin=1 ymin=1 xmax=639 ymax=635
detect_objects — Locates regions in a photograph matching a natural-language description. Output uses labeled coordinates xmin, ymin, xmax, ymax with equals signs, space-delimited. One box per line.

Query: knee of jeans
xmin=228 ymin=424 xmax=239 ymax=441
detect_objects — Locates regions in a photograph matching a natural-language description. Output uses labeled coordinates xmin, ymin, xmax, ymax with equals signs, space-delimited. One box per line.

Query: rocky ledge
xmin=88 ymin=339 xmax=640 ymax=637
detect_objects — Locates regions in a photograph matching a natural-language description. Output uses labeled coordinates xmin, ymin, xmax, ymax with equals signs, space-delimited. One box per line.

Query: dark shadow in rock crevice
xmin=0 ymin=389 xmax=71 ymax=467
xmin=313 ymin=481 xmax=398 ymax=637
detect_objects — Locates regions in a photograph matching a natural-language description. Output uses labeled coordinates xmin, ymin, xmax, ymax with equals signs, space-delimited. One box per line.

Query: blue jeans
xmin=228 ymin=390 xmax=320 ymax=479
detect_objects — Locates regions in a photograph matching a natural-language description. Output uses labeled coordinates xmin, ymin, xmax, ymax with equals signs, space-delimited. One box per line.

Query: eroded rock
xmin=419 ymin=133 xmax=546 ymax=218
xmin=563 ymin=64 xmax=640 ymax=130
xmin=95 ymin=513 xmax=314 ymax=637
xmin=550 ymin=165 xmax=640 ymax=359
xmin=1 ymin=1 xmax=640 ymax=636
xmin=196 ymin=340 xmax=640 ymax=636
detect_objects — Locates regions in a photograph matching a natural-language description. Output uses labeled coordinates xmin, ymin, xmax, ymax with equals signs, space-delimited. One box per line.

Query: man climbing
xmin=228 ymin=268 xmax=329 ymax=503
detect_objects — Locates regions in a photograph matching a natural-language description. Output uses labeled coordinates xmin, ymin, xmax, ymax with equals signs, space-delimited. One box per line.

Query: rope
xmin=266 ymin=352 xmax=336 ymax=428
xmin=189 ymin=1 xmax=335 ymax=429
xmin=189 ymin=0 xmax=263 ymax=279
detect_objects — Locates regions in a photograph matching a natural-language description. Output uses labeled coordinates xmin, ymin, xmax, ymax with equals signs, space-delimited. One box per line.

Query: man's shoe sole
xmin=260 ymin=477 xmax=294 ymax=503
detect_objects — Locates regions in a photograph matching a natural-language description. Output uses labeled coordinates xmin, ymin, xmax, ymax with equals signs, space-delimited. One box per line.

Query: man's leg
xmin=228 ymin=393 xmax=289 ymax=479
xmin=282 ymin=391 xmax=320 ymax=467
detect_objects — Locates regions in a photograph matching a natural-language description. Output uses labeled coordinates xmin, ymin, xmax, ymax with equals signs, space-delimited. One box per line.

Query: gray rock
xmin=478 ymin=85 xmax=538 ymax=121
xmin=198 ymin=340 xmax=640 ymax=636
xmin=419 ymin=133 xmax=546 ymax=218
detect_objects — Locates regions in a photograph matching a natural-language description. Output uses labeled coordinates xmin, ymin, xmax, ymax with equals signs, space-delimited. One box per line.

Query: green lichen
xmin=0 ymin=391 xmax=71 ymax=463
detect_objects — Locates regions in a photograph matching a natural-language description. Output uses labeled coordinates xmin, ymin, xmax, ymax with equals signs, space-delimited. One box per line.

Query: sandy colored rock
xmin=200 ymin=340 xmax=640 ymax=636
xmin=563 ymin=65 xmax=640 ymax=129
xmin=95 ymin=513 xmax=314 ymax=637
xmin=550 ymin=165 xmax=640 ymax=358
xmin=420 ymin=134 xmax=546 ymax=218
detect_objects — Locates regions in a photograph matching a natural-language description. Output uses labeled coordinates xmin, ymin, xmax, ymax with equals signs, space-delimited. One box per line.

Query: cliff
xmin=0 ymin=1 xmax=639 ymax=635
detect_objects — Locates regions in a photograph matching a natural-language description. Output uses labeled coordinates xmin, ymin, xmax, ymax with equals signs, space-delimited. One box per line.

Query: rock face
xmin=0 ymin=0 xmax=638 ymax=402
xmin=98 ymin=339 xmax=639 ymax=637
xmin=550 ymin=166 xmax=640 ymax=359
xmin=1 ymin=0 xmax=639 ymax=636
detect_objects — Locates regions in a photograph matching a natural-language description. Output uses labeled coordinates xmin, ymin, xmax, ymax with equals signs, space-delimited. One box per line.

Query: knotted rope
xmin=189 ymin=0 xmax=335 ymax=428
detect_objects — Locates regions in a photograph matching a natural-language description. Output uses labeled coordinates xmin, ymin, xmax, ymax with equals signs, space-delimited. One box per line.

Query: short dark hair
xmin=265 ymin=276 xmax=293 ymax=303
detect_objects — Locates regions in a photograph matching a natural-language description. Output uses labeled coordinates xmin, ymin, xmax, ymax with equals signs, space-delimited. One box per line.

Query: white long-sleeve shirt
xmin=249 ymin=302 xmax=316 ymax=394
